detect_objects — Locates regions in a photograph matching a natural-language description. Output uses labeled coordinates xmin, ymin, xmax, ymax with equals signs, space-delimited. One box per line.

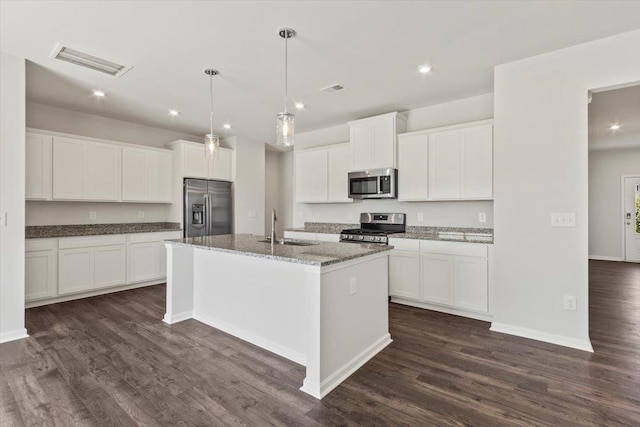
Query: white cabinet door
xmin=25 ymin=132 xmax=53 ymax=200
xmin=53 ymin=137 xmax=85 ymax=200
xmin=94 ymin=245 xmax=127 ymax=289
xmin=295 ymin=150 xmax=315 ymax=203
xmin=350 ymin=121 xmax=374 ymax=171
xmin=327 ymin=145 xmax=352 ymax=203
xmin=462 ymin=124 xmax=493 ymax=198
xmin=58 ymin=248 xmax=94 ymax=295
xmin=122 ymin=147 xmax=148 ymax=201
xmin=183 ymin=143 xmax=208 ymax=178
xmin=398 ymin=134 xmax=429 ymax=201
xmin=311 ymin=150 xmax=328 ymax=202
xmin=25 ymin=250 xmax=57 ymax=301
xmin=428 ymin=130 xmax=462 ymax=199
xmin=128 ymin=242 xmax=161 ymax=283
xmin=209 ymin=148 xmax=233 ymax=181
xmin=421 ymin=253 xmax=454 ymax=305
xmin=85 ymin=142 xmax=121 ymax=201
xmin=148 ymin=150 xmax=172 ymax=202
xmin=454 ymin=256 xmax=488 ymax=312
xmin=373 ymin=115 xmax=395 ymax=168
xmin=389 ymin=251 xmax=420 ymax=300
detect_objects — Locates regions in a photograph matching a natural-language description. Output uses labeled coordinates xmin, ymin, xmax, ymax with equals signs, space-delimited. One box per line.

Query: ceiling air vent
xmin=50 ymin=43 xmax=132 ymax=77
xmin=321 ymin=84 xmax=345 ymax=94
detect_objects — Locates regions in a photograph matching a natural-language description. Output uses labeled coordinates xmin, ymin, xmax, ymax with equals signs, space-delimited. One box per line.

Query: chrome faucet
xmin=270 ymin=208 xmax=278 ymax=244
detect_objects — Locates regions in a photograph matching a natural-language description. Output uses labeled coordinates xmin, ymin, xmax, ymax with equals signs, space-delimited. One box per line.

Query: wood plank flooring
xmin=1 ymin=260 xmax=639 ymax=426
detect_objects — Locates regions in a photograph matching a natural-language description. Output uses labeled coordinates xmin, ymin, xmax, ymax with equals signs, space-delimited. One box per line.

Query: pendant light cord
xmin=284 ymin=32 xmax=288 ymax=114
xmin=209 ymin=74 xmax=214 ymax=135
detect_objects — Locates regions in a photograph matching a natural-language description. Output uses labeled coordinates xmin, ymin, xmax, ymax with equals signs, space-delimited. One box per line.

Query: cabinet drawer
xmin=388 ymin=238 xmax=420 ymax=252
xmin=129 ymin=231 xmax=182 ymax=243
xmin=59 ymin=234 xmax=127 ymax=249
xmin=26 ymin=238 xmax=58 ymax=252
xmin=420 ymin=240 xmax=487 ymax=257
xmin=316 ymin=233 xmax=340 ymax=242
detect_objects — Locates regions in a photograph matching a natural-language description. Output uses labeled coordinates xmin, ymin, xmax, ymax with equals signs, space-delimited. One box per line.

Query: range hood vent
xmin=50 ymin=43 xmax=132 ymax=77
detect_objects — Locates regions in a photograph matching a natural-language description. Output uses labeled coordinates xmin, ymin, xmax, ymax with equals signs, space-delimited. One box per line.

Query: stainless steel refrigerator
xmin=183 ymin=179 xmax=233 ymax=238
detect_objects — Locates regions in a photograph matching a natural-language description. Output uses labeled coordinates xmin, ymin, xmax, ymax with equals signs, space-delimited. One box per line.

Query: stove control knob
xmin=358 ymin=235 xmax=364 ymax=240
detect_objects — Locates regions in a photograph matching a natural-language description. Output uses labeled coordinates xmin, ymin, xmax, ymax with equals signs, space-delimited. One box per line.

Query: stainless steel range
xmin=340 ymin=213 xmax=406 ymax=244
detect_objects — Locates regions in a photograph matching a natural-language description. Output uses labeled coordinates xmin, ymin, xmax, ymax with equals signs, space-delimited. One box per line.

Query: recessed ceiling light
xmin=610 ymin=124 xmax=621 ymax=130
xmin=295 ymin=102 xmax=305 ymax=110
xmin=169 ymin=109 xmax=180 ymax=116
xmin=93 ymin=90 xmax=106 ymax=97
xmin=223 ymin=123 xmax=232 ymax=130
xmin=418 ymin=64 xmax=432 ymax=74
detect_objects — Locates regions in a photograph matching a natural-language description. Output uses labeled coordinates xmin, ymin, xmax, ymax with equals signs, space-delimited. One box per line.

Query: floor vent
xmin=50 ymin=43 xmax=132 ymax=77
xmin=321 ymin=84 xmax=345 ymax=94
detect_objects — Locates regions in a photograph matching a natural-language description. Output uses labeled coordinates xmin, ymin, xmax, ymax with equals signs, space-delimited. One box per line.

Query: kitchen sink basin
xmin=258 ymin=238 xmax=320 ymax=246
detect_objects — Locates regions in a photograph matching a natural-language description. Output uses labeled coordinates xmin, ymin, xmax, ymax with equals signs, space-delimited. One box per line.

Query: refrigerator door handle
xmin=203 ymin=193 xmax=209 ymax=236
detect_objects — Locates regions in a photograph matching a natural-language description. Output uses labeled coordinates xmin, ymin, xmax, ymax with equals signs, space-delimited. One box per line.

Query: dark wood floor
xmin=1 ymin=260 xmax=639 ymax=426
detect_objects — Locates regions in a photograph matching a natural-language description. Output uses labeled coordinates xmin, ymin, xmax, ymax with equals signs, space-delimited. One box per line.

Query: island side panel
xmin=163 ymin=244 xmax=195 ymax=324
xmin=191 ymin=248 xmax=310 ymax=365
xmin=302 ymin=252 xmax=392 ymax=399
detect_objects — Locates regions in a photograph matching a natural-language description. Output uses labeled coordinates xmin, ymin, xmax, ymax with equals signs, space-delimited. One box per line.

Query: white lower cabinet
xmin=128 ymin=231 xmax=180 ymax=283
xmin=283 ymin=231 xmax=340 ymax=242
xmin=25 ymin=239 xmax=57 ymax=301
xmin=58 ymin=248 xmax=95 ymax=295
xmin=388 ymin=238 xmax=491 ymax=319
xmin=94 ymin=245 xmax=127 ymax=289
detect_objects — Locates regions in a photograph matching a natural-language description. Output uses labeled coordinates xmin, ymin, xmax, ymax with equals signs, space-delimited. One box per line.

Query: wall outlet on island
xmin=248 ymin=210 xmax=257 ymax=218
xmin=417 ymin=212 xmax=424 ymax=222
xmin=89 ymin=211 xmax=97 ymax=220
xmin=479 ymin=212 xmax=487 ymax=223
xmin=563 ymin=295 xmax=577 ymax=311
xmin=349 ymin=277 xmax=357 ymax=295
xmin=138 ymin=211 xmax=145 ymax=219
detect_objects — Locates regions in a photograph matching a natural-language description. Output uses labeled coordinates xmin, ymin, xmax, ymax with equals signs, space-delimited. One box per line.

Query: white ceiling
xmin=589 ymin=84 xmax=640 ymax=150
xmin=2 ymin=1 xmax=640 ymax=147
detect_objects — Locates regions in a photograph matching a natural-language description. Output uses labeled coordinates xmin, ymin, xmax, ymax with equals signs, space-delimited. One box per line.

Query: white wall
xmin=0 ymin=52 xmax=28 ymax=343
xmin=589 ymin=147 xmax=640 ymax=259
xmin=292 ymin=93 xmax=495 ymax=228
xmin=265 ymin=149 xmax=295 ymax=235
xmin=234 ymin=138 xmax=265 ymax=235
xmin=25 ymin=102 xmax=199 ymax=225
xmin=492 ymin=30 xmax=640 ymax=351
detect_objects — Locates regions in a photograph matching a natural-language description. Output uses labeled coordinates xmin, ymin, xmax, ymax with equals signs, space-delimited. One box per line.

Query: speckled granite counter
xmin=164 ymin=233 xmax=392 ymax=267
xmin=285 ymin=222 xmax=493 ymax=244
xmin=26 ymin=222 xmax=182 ymax=239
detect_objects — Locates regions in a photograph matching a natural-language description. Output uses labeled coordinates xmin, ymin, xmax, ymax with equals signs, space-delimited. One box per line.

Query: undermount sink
xmin=258 ymin=238 xmax=320 ymax=246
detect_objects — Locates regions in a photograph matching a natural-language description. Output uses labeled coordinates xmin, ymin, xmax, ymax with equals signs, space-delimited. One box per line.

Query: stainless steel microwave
xmin=348 ymin=168 xmax=398 ymax=199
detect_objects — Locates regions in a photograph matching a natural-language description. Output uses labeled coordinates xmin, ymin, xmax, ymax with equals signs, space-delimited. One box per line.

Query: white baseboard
xmin=0 ymin=328 xmax=29 ymax=344
xmin=192 ymin=311 xmax=307 ymax=366
xmin=391 ymin=297 xmax=493 ymax=322
xmin=589 ymin=255 xmax=623 ymax=262
xmin=163 ymin=310 xmax=193 ymax=324
xmin=490 ymin=322 xmax=593 ymax=353
xmin=301 ymin=333 xmax=392 ymax=400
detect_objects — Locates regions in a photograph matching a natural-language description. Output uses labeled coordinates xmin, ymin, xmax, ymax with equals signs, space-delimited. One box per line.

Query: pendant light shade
xmin=204 ymin=68 xmax=220 ymax=159
xmin=276 ymin=27 xmax=296 ymax=147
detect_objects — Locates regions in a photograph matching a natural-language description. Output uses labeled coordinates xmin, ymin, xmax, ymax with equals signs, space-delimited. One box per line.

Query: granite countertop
xmin=164 ymin=233 xmax=392 ymax=267
xmin=285 ymin=222 xmax=494 ymax=244
xmin=26 ymin=222 xmax=182 ymax=239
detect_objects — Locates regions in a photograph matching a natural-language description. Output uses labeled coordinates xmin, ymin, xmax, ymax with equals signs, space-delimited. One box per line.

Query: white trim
xmin=490 ymin=322 xmax=593 ymax=353
xmin=192 ymin=311 xmax=307 ymax=366
xmin=319 ymin=251 xmax=390 ymax=274
xmin=300 ymin=333 xmax=392 ymax=399
xmin=621 ymin=175 xmax=640 ymax=262
xmin=0 ymin=328 xmax=29 ymax=344
xmin=27 ymin=127 xmax=172 ymax=153
xmin=163 ymin=310 xmax=193 ymax=324
xmin=588 ymin=255 xmax=624 ymax=262
xmin=397 ymin=118 xmax=494 ymax=138
xmin=391 ymin=297 xmax=493 ymax=322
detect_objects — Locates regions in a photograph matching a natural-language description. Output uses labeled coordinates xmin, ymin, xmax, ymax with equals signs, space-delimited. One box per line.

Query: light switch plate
xmin=551 ymin=212 xmax=576 ymax=227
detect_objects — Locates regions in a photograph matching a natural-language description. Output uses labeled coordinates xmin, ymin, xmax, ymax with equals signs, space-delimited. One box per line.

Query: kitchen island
xmin=163 ymin=234 xmax=392 ymax=399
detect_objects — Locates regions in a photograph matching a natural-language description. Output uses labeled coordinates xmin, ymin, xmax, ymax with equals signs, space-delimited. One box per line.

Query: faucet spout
xmin=270 ymin=209 xmax=278 ymax=244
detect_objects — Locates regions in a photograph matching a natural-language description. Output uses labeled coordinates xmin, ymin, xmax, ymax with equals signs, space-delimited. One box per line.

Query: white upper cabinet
xmin=122 ymin=147 xmax=172 ymax=203
xmin=295 ymin=143 xmax=352 ymax=204
xmin=349 ymin=112 xmax=406 ymax=171
xmin=428 ymin=130 xmax=463 ymax=199
xmin=53 ymin=137 xmax=86 ymax=200
xmin=462 ymin=124 xmax=493 ymax=198
xmin=176 ymin=141 xmax=233 ymax=182
xmin=25 ymin=132 xmax=53 ymax=200
xmin=183 ymin=143 xmax=209 ymax=179
xmin=398 ymin=133 xmax=429 ymax=201
xmin=209 ymin=148 xmax=233 ymax=181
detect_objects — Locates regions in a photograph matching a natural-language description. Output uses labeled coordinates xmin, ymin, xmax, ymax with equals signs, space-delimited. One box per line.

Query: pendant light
xmin=204 ymin=68 xmax=220 ymax=158
xmin=276 ymin=27 xmax=296 ymax=147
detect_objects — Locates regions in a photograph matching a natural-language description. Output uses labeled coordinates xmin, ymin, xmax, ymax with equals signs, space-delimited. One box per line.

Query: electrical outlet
xmin=0 ymin=212 xmax=6 ymax=227
xmin=479 ymin=212 xmax=487 ymax=223
xmin=314 ymin=212 xmax=320 ymax=219
xmin=89 ymin=211 xmax=97 ymax=220
xmin=417 ymin=212 xmax=424 ymax=222
xmin=138 ymin=211 xmax=145 ymax=219
xmin=248 ymin=210 xmax=257 ymax=218
xmin=551 ymin=212 xmax=576 ymax=227
xmin=563 ymin=295 xmax=577 ymax=311
xmin=349 ymin=277 xmax=357 ymax=295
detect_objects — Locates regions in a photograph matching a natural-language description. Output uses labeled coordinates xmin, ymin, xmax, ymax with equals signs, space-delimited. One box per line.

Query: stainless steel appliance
xmin=340 ymin=213 xmax=406 ymax=244
xmin=348 ymin=168 xmax=398 ymax=199
xmin=184 ymin=178 xmax=232 ymax=238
